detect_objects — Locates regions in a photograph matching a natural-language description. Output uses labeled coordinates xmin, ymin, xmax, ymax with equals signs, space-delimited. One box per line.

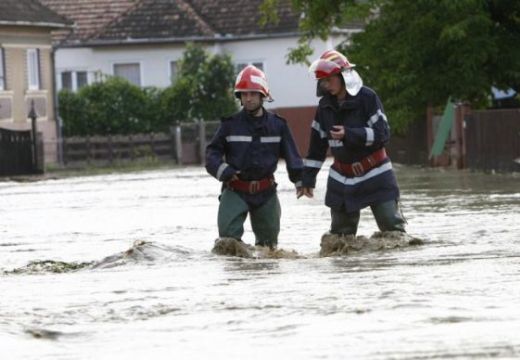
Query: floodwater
xmin=1 ymin=161 xmax=519 ymax=359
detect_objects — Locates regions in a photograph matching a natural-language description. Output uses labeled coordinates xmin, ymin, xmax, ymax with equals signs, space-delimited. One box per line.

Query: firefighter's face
xmin=240 ymin=91 xmax=263 ymax=114
xmin=320 ymin=74 xmax=343 ymax=96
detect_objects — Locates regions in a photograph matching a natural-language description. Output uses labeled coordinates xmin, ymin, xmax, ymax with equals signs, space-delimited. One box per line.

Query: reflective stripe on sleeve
xmin=367 ymin=109 xmax=388 ymax=127
xmin=303 ymin=159 xmax=324 ymax=168
xmin=328 ymin=139 xmax=343 ymax=148
xmin=311 ymin=120 xmax=327 ymax=139
xmin=216 ymin=163 xmax=229 ymax=180
xmin=365 ymin=128 xmax=374 ymax=146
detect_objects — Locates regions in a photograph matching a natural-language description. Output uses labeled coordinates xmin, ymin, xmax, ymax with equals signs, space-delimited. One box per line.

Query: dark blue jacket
xmin=206 ymin=109 xmax=303 ymax=208
xmin=302 ymin=86 xmax=400 ymax=212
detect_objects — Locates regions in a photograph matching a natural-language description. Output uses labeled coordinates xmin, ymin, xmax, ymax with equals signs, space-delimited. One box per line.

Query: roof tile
xmin=0 ymin=0 xmax=70 ymax=27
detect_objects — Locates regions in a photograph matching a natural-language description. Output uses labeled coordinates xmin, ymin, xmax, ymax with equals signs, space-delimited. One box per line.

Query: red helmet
xmin=309 ymin=49 xmax=356 ymax=79
xmin=234 ymin=65 xmax=273 ymax=102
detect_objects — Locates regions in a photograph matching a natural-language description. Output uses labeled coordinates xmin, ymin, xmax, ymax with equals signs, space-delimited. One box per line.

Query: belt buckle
xmin=351 ymin=162 xmax=364 ymax=176
xmin=249 ymin=180 xmax=260 ymax=194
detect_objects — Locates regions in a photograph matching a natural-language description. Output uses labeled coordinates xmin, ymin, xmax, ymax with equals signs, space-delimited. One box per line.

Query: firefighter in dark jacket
xmin=298 ymin=50 xmax=405 ymax=235
xmin=206 ymin=65 xmax=303 ymax=248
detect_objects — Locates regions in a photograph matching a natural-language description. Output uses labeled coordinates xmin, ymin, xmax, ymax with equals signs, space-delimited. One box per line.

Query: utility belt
xmin=228 ymin=175 xmax=275 ymax=194
xmin=333 ymin=148 xmax=387 ymax=177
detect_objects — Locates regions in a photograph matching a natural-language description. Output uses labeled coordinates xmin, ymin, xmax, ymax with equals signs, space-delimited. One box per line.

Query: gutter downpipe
xmin=51 ymin=47 xmax=63 ymax=166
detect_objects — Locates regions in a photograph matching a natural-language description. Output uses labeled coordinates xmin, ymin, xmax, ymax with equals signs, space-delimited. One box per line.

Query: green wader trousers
xmin=330 ymin=200 xmax=406 ymax=236
xmin=217 ymin=189 xmax=281 ymax=247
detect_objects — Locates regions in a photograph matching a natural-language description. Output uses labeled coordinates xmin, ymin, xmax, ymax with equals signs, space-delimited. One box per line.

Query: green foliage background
xmin=59 ymin=44 xmax=238 ymax=136
xmin=270 ymin=0 xmax=520 ymax=133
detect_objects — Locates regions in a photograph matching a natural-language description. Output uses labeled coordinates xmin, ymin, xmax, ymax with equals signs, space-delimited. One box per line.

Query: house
xmin=41 ymin=0 xmax=362 ymax=153
xmin=0 ymin=0 xmax=71 ymax=164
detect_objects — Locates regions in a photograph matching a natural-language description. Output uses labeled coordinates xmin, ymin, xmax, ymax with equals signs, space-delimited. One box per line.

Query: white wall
xmin=219 ymin=36 xmax=350 ymax=109
xmin=54 ymin=34 xmax=350 ymax=109
xmin=55 ymin=45 xmax=186 ymax=88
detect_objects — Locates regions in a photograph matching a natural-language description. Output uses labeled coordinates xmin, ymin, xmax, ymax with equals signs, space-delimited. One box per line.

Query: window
xmin=61 ymin=71 xmax=88 ymax=91
xmin=113 ymin=63 xmax=141 ymax=86
xmin=170 ymin=61 xmax=178 ymax=83
xmin=61 ymin=71 xmax=72 ymax=90
xmin=27 ymin=48 xmax=40 ymax=90
xmin=77 ymin=71 xmax=88 ymax=89
xmin=0 ymin=47 xmax=5 ymax=90
xmin=235 ymin=61 xmax=264 ymax=74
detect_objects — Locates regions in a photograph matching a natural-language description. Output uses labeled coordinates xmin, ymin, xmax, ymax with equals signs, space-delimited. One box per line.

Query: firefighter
xmin=206 ymin=65 xmax=303 ymax=248
xmin=298 ymin=50 xmax=406 ymax=235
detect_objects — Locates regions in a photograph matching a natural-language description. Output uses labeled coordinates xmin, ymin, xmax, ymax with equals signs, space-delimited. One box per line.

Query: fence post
xmin=62 ymin=136 xmax=67 ymax=165
xmin=129 ymin=134 xmax=135 ymax=160
xmin=170 ymin=122 xmax=182 ymax=164
xmin=28 ymin=100 xmax=41 ymax=173
xmin=108 ymin=134 xmax=113 ymax=165
xmin=86 ymin=136 xmax=91 ymax=165
xmin=150 ymin=132 xmax=155 ymax=157
xmin=454 ymin=103 xmax=471 ymax=169
xmin=198 ymin=119 xmax=206 ymax=165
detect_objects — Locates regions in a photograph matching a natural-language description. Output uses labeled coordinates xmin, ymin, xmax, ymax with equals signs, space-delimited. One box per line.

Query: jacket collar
xmin=319 ymin=92 xmax=360 ymax=111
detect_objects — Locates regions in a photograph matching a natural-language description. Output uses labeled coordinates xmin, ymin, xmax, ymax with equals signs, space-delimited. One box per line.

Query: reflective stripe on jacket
xmin=302 ymin=86 xmax=400 ymax=212
xmin=206 ymin=109 xmax=303 ymax=208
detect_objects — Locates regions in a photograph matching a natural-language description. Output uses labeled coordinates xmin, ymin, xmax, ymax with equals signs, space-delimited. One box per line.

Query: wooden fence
xmin=63 ymin=121 xmax=221 ymax=166
xmin=63 ymin=132 xmax=174 ymax=165
xmin=0 ymin=128 xmax=36 ymax=176
xmin=465 ymin=109 xmax=520 ymax=172
xmin=38 ymin=108 xmax=520 ymax=173
xmin=385 ymin=119 xmax=429 ymax=165
xmin=61 ymin=118 xmax=432 ymax=168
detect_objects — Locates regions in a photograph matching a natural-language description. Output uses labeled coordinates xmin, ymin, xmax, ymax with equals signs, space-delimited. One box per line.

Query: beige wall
xmin=0 ymin=25 xmax=57 ymax=163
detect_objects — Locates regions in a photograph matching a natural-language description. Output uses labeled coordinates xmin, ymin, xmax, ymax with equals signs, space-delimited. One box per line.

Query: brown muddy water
xmin=1 ymin=161 xmax=519 ymax=359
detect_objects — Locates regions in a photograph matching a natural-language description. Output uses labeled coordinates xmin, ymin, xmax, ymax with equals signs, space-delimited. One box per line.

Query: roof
xmin=39 ymin=0 xmax=139 ymax=42
xmin=187 ymin=0 xmax=299 ymax=36
xmin=0 ymin=0 xmax=71 ymax=28
xmin=40 ymin=0 xmax=302 ymax=46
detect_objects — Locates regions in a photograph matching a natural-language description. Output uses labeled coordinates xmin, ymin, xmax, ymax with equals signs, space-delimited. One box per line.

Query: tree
xmin=265 ymin=0 xmax=520 ymax=132
xmin=346 ymin=0 xmax=520 ymax=130
xmin=261 ymin=0 xmax=372 ymax=64
xmin=161 ymin=43 xmax=238 ymax=123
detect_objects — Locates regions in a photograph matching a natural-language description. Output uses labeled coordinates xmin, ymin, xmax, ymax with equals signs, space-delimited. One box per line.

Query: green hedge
xmin=59 ymin=44 xmax=238 ymax=137
xmin=59 ymin=78 xmax=168 ymax=136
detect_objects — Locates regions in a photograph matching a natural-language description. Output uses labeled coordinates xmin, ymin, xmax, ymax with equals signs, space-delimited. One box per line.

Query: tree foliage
xmin=59 ymin=44 xmax=238 ymax=136
xmin=346 ymin=0 xmax=520 ymax=131
xmin=161 ymin=43 xmax=238 ymax=123
xmin=278 ymin=0 xmax=373 ymax=64
xmin=265 ymin=0 xmax=520 ymax=132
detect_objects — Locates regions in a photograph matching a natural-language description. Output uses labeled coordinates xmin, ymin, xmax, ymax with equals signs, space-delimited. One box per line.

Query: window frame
xmin=60 ymin=70 xmax=89 ymax=91
xmin=0 ymin=47 xmax=5 ymax=90
xmin=60 ymin=71 xmax=73 ymax=91
xmin=76 ymin=71 xmax=88 ymax=89
xmin=27 ymin=48 xmax=41 ymax=91
xmin=169 ymin=60 xmax=178 ymax=84
xmin=112 ymin=62 xmax=142 ymax=87
xmin=235 ymin=61 xmax=265 ymax=74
